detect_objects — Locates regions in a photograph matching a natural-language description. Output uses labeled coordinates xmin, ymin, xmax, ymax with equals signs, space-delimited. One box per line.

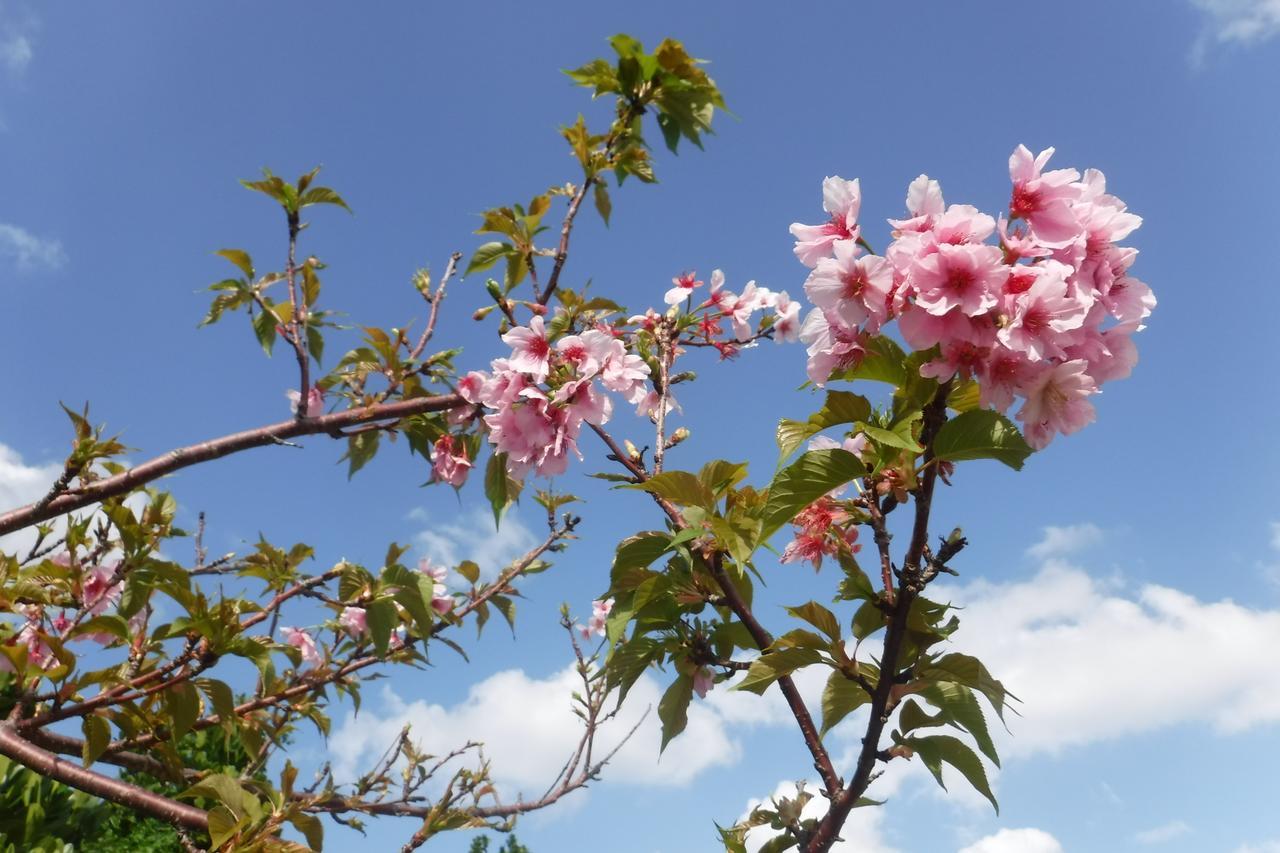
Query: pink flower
xmin=888 ymin=174 xmax=945 ymax=234
xmin=553 ymin=378 xmax=613 ymax=427
xmin=583 ymin=598 xmax=614 ymax=639
xmin=286 ymin=385 xmax=325 ymax=418
xmin=665 ymin=271 xmax=704 ymax=306
xmin=704 ymin=269 xmax=734 ymax=311
xmin=770 ymin=291 xmax=802 ymax=343
xmin=419 ymin=559 xmax=455 ymax=614
xmin=726 ymin=281 xmax=772 ymax=341
xmin=556 ymin=330 xmax=616 ymax=378
xmin=1015 ymin=359 xmax=1098 ymax=449
xmin=804 ymin=243 xmax=893 ymax=332
xmin=693 ymin=667 xmax=715 ymax=699
xmin=599 ymin=342 xmax=651 ymax=402
xmin=81 ymin=563 xmax=121 ymax=616
xmin=1008 ymin=145 xmax=1082 ymax=247
xmin=799 ymin=309 xmax=865 ymax=387
xmin=430 ymin=434 xmax=472 ymax=487
xmin=808 ymin=433 xmax=868 ymax=459
xmin=911 ymin=243 xmax=1005 ymax=318
xmin=997 ymin=260 xmax=1090 ymax=361
xmin=339 ymin=607 xmax=367 ymax=637
xmin=501 ymin=316 xmax=552 ymax=380
xmin=791 ymin=176 xmax=862 ymax=268
xmin=281 ymin=627 xmax=323 ymax=669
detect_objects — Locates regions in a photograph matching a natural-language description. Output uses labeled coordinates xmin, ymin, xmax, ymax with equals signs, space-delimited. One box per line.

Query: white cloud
xmin=411 ymin=506 xmax=537 ymax=582
xmin=1025 ymin=523 xmax=1103 ymax=560
xmin=0 ymin=33 xmax=29 ymax=74
xmin=0 ymin=223 xmax=66 ymax=271
xmin=331 ymin=664 xmax=738 ymax=797
xmin=740 ymin=775 xmax=905 ymax=853
xmin=940 ymin=560 xmax=1280 ymax=756
xmin=0 ymin=441 xmax=63 ymax=555
xmin=1190 ymin=0 xmax=1280 ymax=62
xmin=1135 ymin=820 xmax=1191 ymax=844
xmin=957 ymin=828 xmax=1062 ymax=853
xmin=1236 ymin=841 xmax=1280 ymax=853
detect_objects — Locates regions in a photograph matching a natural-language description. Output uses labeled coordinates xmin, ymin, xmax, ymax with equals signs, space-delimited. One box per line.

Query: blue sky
xmin=2 ymin=2 xmax=1280 ymax=851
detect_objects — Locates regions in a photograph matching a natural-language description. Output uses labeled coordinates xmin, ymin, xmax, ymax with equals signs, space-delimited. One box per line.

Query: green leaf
xmin=613 ymin=531 xmax=672 ymax=573
xmin=658 ymin=673 xmax=694 ymax=752
xmin=342 ymin=431 xmax=380 ymax=479
xmin=366 ymin=598 xmax=397 ymax=657
xmin=903 ymin=733 xmax=999 ymax=813
xmin=821 ymin=669 xmax=871 ymax=735
xmin=698 ymin=459 xmax=749 ymax=494
xmin=82 ymin=715 xmax=110 ymax=766
xmin=860 ymin=422 xmax=924 ymax=454
xmin=164 ymin=681 xmax=201 ymax=741
xmin=605 ymin=636 xmax=661 ymax=704
xmin=932 ymin=409 xmax=1033 ymax=471
xmin=252 ymin=306 xmax=278 ymax=356
xmin=625 ymin=470 xmax=715 ymax=509
xmin=735 ymin=648 xmax=821 ymax=695
xmin=759 ymin=449 xmax=865 ymax=547
xmin=594 ymin=181 xmax=612 ymax=225
xmin=215 ymin=248 xmax=254 ymax=279
xmin=466 ymin=241 xmax=512 ymax=276
xmin=289 ymin=812 xmax=325 ymax=851
xmin=915 ymin=653 xmax=1014 ymax=721
xmin=947 ymin=379 xmax=981 ymax=413
xmin=777 ymin=391 xmax=873 ymax=460
xmin=484 ymin=452 xmax=518 ymax=526
xmin=299 ymin=186 xmax=352 ymax=212
xmin=846 ymin=335 xmax=908 ymax=386
xmin=784 ymin=602 xmax=841 ymax=644
xmin=919 ymin=682 xmax=1000 ymax=766
xmin=456 ymin=560 xmax=480 ymax=585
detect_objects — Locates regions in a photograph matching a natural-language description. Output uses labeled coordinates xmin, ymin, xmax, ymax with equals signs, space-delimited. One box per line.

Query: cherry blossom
xmin=430 ymin=434 xmax=472 ymax=487
xmin=281 ymin=626 xmax=323 ymax=669
xmin=286 ymin=385 xmax=325 ymax=418
xmin=501 ymin=316 xmax=552 ymax=381
xmin=665 ymin=271 xmax=704 ymax=305
xmin=790 ymin=176 xmax=862 ymax=268
xmin=339 ymin=607 xmax=368 ymax=637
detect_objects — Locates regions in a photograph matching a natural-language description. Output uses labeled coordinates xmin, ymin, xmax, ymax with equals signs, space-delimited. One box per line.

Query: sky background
xmin=2 ymin=1 xmax=1280 ymax=851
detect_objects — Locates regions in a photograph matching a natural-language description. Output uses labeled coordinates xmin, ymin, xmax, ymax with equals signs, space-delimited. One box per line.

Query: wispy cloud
xmin=958 ymin=828 xmax=1063 ymax=853
xmin=0 ymin=1 xmax=37 ymax=77
xmin=331 ymin=665 xmax=739 ymax=794
xmin=1025 ymin=523 xmax=1104 ymax=560
xmin=1189 ymin=0 xmax=1280 ymax=63
xmin=0 ymin=223 xmax=66 ymax=271
xmin=1135 ymin=820 xmax=1192 ymax=844
xmin=409 ymin=506 xmax=538 ymax=582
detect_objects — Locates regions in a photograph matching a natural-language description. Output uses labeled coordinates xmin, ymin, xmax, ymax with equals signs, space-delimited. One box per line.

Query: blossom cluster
xmin=793 ymin=145 xmax=1153 ymax=448
xmin=460 ymin=272 xmax=797 ymax=480
xmin=0 ymin=555 xmax=127 ymax=672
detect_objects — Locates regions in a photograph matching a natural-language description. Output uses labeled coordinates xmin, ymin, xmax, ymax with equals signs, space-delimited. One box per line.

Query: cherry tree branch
xmin=0 ymin=393 xmax=465 ymax=536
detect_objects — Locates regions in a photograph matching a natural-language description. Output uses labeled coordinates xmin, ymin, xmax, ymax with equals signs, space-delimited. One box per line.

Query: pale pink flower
xmin=888 ymin=174 xmax=945 ymax=234
xmin=790 ymin=176 xmax=862 ymax=268
xmin=635 ymin=389 xmax=679 ymax=420
xmin=807 ymin=433 xmax=868 ymax=458
xmin=1015 ymin=359 xmax=1098 ymax=449
xmin=1008 ymin=145 xmax=1082 ymax=247
xmin=704 ymin=268 xmax=734 ymax=311
xmin=556 ymin=330 xmax=616 ymax=378
xmin=693 ymin=667 xmax=715 ymax=699
xmin=997 ymin=261 xmax=1090 ymax=361
xmin=430 ymin=434 xmax=472 ymax=487
xmin=554 ymin=378 xmax=612 ymax=427
xmin=502 ymin=316 xmax=552 ymax=380
xmin=978 ymin=347 xmax=1037 ymax=412
xmin=599 ymin=342 xmax=651 ymax=401
xmin=804 ymin=243 xmax=893 ymax=332
xmin=280 ymin=627 xmax=323 ymax=669
xmin=911 ymin=243 xmax=1005 ymax=317
xmin=726 ymin=281 xmax=771 ymax=341
xmin=584 ymin=598 xmax=613 ymax=638
xmin=665 ymin=271 xmax=704 ymax=306
xmin=799 ymin=309 xmax=864 ymax=387
xmin=419 ymin=559 xmax=455 ymax=615
xmin=15 ymin=623 xmax=55 ymax=670
xmin=339 ymin=607 xmax=368 ymax=637
xmin=457 ymin=371 xmax=488 ymax=404
xmin=286 ymin=385 xmax=325 ymax=418
xmin=930 ymin=204 xmax=996 ymax=246
xmin=770 ymin=291 xmax=802 ymax=343
xmin=82 ymin=563 xmax=121 ymax=616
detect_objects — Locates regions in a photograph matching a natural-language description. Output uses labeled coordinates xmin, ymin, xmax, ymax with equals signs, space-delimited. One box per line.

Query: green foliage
xmin=468 ymin=835 xmax=533 ymax=853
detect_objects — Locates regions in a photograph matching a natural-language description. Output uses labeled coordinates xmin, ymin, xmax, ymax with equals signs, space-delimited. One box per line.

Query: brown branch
xmin=408 ymin=252 xmax=462 ymax=364
xmin=704 ymin=552 xmax=842 ymax=799
xmin=806 ymin=381 xmax=952 ymax=853
xmin=538 ymin=177 xmax=594 ymax=306
xmin=0 ymin=393 xmax=464 ymax=536
xmin=0 ymin=723 xmax=208 ymax=832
